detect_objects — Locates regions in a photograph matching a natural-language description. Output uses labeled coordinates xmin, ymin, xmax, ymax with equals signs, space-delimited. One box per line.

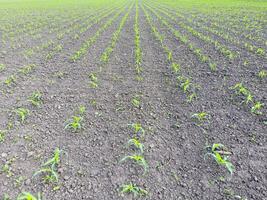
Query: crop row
xmin=144 ymin=4 xmax=218 ymax=72
xmin=70 ymin=4 xmax=130 ymax=62
xmin=148 ymin=2 xmax=266 ymax=58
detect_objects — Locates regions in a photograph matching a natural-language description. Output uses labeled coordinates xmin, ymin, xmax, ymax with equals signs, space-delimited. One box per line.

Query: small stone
xmin=27 ymin=151 xmax=34 ymax=158
xmin=25 ymin=179 xmax=31 ymax=185
xmin=58 ymin=168 xmax=63 ymax=173
xmin=180 ymin=182 xmax=186 ymax=187
xmin=69 ymin=189 xmax=74 ymax=193
xmin=1 ymin=153 xmax=7 ymax=158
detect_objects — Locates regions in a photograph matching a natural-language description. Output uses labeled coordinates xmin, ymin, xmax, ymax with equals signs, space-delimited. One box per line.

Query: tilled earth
xmin=0 ymin=1 xmax=266 ymax=200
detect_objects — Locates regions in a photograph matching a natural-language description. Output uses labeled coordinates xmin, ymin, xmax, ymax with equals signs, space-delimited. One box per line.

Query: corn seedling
xmin=129 ymin=123 xmax=145 ymax=137
xmin=128 ymin=138 xmax=144 ymax=153
xmin=177 ymin=76 xmax=191 ymax=93
xmin=120 ymin=154 xmax=148 ymax=173
xmin=251 ymin=102 xmax=264 ymax=115
xmin=28 ymin=91 xmax=42 ymax=107
xmin=231 ymin=83 xmax=250 ymax=97
xmin=167 ymin=51 xmax=172 ymax=62
xmin=243 ymin=60 xmax=249 ymax=66
xmin=205 ymin=143 xmax=234 ymax=175
xmin=0 ymin=130 xmax=6 ymax=143
xmin=43 ymin=147 xmax=61 ymax=167
xmin=34 ymin=148 xmax=62 ymax=184
xmin=4 ymin=75 xmax=16 ymax=86
xmin=230 ymin=82 xmax=255 ymax=105
xmin=19 ymin=64 xmax=36 ymax=75
xmin=209 ymin=63 xmax=217 ymax=71
xmin=120 ymin=183 xmax=148 ymax=197
xmin=171 ymin=62 xmax=180 ymax=74
xmin=176 ymin=75 xmax=199 ymax=102
xmin=223 ymin=188 xmax=247 ymax=200
xmin=135 ymin=63 xmax=143 ymax=74
xmin=54 ymin=44 xmax=63 ymax=52
xmin=65 ymin=105 xmax=85 ymax=132
xmin=53 ymin=71 xmax=65 ymax=79
xmin=89 ymin=72 xmax=98 ymax=88
xmin=15 ymin=108 xmax=30 ymax=123
xmin=65 ymin=116 xmax=83 ymax=132
xmin=256 ymin=48 xmax=264 ymax=56
xmin=245 ymin=93 xmax=253 ymax=105
xmin=15 ymin=176 xmax=25 ymax=187
xmin=45 ymin=52 xmax=53 ymax=60
xmin=187 ymin=92 xmax=197 ymax=103
xmin=0 ymin=64 xmax=5 ymax=72
xmin=3 ymin=194 xmax=10 ymax=200
xmin=258 ymin=70 xmax=266 ymax=79
xmin=230 ymin=83 xmax=264 ymax=114
xmin=191 ymin=112 xmax=210 ymax=123
xmin=131 ymin=95 xmax=141 ymax=108
xmin=90 ymin=99 xmax=97 ymax=107
xmin=17 ymin=192 xmax=42 ymax=200
xmin=35 ymin=167 xmax=59 ymax=183
xmin=135 ymin=75 xmax=143 ymax=82
xmin=1 ymin=157 xmax=16 ymax=177
xmin=77 ymin=105 xmax=86 ymax=115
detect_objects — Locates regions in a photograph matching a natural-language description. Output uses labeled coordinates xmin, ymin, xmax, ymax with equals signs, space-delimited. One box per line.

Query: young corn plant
xmin=77 ymin=105 xmax=86 ymax=115
xmin=231 ymin=83 xmax=250 ymax=97
xmin=129 ymin=123 xmax=145 ymax=137
xmin=65 ymin=105 xmax=86 ymax=132
xmin=89 ymin=72 xmax=98 ymax=88
xmin=209 ymin=63 xmax=217 ymax=71
xmin=0 ymin=64 xmax=5 ymax=72
xmin=230 ymin=83 xmax=264 ymax=114
xmin=135 ymin=75 xmax=143 ymax=82
xmin=19 ymin=64 xmax=36 ymax=75
xmin=128 ymin=138 xmax=144 ymax=153
xmin=171 ymin=62 xmax=180 ymax=74
xmin=3 ymin=194 xmax=10 ymax=200
xmin=17 ymin=192 xmax=42 ymax=200
xmin=205 ymin=143 xmax=234 ymax=175
xmin=1 ymin=157 xmax=16 ymax=177
xmin=256 ymin=48 xmax=265 ymax=56
xmin=4 ymin=75 xmax=16 ymax=87
xmin=167 ymin=50 xmax=173 ymax=62
xmin=251 ymin=102 xmax=264 ymax=115
xmin=53 ymin=71 xmax=65 ymax=79
xmin=65 ymin=116 xmax=83 ymax=132
xmin=0 ymin=130 xmax=6 ymax=143
xmin=15 ymin=108 xmax=30 ymax=123
xmin=179 ymin=77 xmax=191 ymax=93
xmin=120 ymin=183 xmax=148 ymax=197
xmin=28 ymin=91 xmax=42 ymax=107
xmin=230 ymin=82 xmax=254 ymax=105
xmin=34 ymin=148 xmax=62 ymax=184
xmin=191 ymin=112 xmax=210 ymax=125
xmin=258 ymin=70 xmax=266 ymax=79
xmin=131 ymin=95 xmax=141 ymax=108
xmin=120 ymin=154 xmax=148 ymax=173
xmin=177 ymin=75 xmax=198 ymax=102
